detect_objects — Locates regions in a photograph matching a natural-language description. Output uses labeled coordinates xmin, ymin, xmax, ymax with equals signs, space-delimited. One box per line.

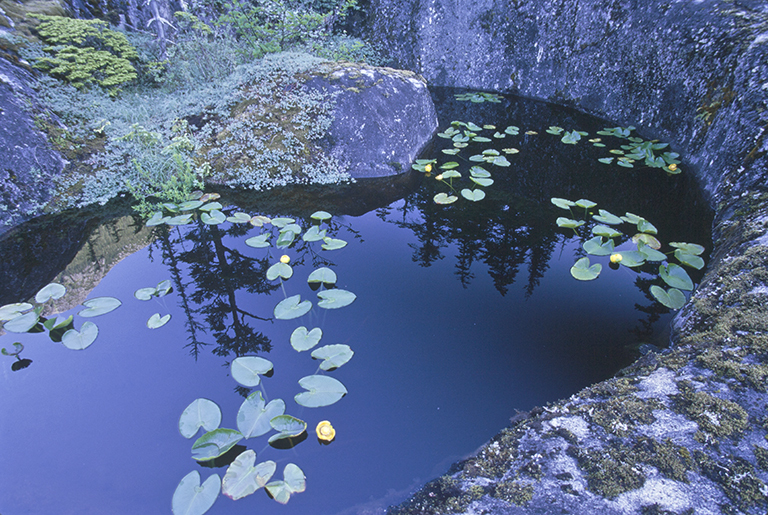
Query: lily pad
xmin=650 ymin=285 xmax=687 ymax=310
xmin=616 ymin=250 xmax=646 ymax=267
xmin=0 ymin=303 xmax=33 ymax=321
xmin=632 ymin=233 xmax=661 ymax=249
xmin=637 ymin=242 xmax=668 ymax=262
xmin=78 ymin=297 xmax=121 ymax=317
xmin=461 ymin=188 xmax=486 ymax=201
xmin=237 ymin=391 xmax=285 ymax=438
xmin=171 ymin=471 xmax=221 ymax=515
xmin=321 ymin=237 xmax=347 ymax=250
xmin=178 ymin=200 xmax=204 ymax=211
xmin=201 ymin=210 xmax=227 ymax=225
xmin=441 ymin=170 xmax=461 ymax=179
xmin=302 ymin=226 xmax=326 ymax=242
xmin=267 ymin=262 xmax=293 ymax=281
xmin=226 ymin=212 xmax=252 ymax=224
xmin=575 ymin=199 xmax=597 ymax=210
xmin=265 ymin=464 xmax=306 ymax=505
xmin=312 ymin=344 xmax=354 ymax=371
xmin=231 ymin=356 xmax=274 ymax=387
xmin=592 ymin=225 xmax=622 ymax=238
xmin=317 ymin=289 xmax=356 ymax=309
xmin=199 ymin=201 xmax=223 ymax=212
xmin=268 ymin=415 xmax=307 ymax=445
xmin=660 ymin=263 xmax=694 ymax=291
xmin=249 ymin=215 xmax=271 ymax=227
xmin=290 ymin=326 xmax=323 ymax=352
xmin=167 ymin=214 xmax=194 ymax=226
xmin=147 ymin=211 xmax=170 ymax=226
xmin=570 ymin=257 xmax=602 ymax=281
xmin=245 ymin=233 xmax=271 ymax=248
xmin=35 ymin=283 xmax=66 ymax=303
xmin=592 ymin=209 xmax=623 ymax=225
xmin=179 ymin=398 xmax=222 ymax=439
xmin=551 ymin=198 xmax=575 ymax=210
xmin=276 ymin=230 xmax=296 ymax=248
xmin=469 ymin=166 xmax=491 ymax=178
xmin=434 ymin=193 xmax=458 ymax=205
xmin=670 ymin=242 xmax=705 ymax=255
xmin=270 ymin=217 xmax=295 ymax=228
xmin=583 ymin=236 xmax=615 ymax=256
xmin=295 ymin=375 xmax=348 ymax=408
xmin=556 ymin=217 xmax=585 ymax=229
xmin=637 ymin=219 xmax=658 ymax=235
xmin=61 ymin=321 xmax=98 ymax=350
xmin=674 ymin=250 xmax=705 ymax=270
xmin=191 ymin=428 xmax=244 ymax=462
xmin=470 ymin=176 xmax=494 ymax=187
xmin=147 ymin=313 xmax=171 ymax=328
xmin=3 ymin=310 xmax=41 ymax=333
xmin=222 ymin=451 xmax=276 ymax=500
xmin=311 ymin=210 xmax=332 ymax=221
xmin=307 ymin=267 xmax=337 ymax=285
xmin=274 ymin=295 xmax=312 ymax=320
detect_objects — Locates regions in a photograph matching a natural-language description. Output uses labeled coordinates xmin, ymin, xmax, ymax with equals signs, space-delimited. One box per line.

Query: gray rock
xmin=305 ymin=63 xmax=437 ymax=178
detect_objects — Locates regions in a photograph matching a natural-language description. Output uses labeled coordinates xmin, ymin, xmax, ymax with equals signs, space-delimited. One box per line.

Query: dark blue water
xmin=0 ymin=92 xmax=713 ymax=515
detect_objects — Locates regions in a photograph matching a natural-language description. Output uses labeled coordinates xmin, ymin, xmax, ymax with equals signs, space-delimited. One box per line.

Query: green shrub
xmin=30 ymin=14 xmax=138 ymax=94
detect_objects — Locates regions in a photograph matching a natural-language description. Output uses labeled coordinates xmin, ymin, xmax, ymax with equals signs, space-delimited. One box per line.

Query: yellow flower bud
xmin=424 ymin=163 xmax=432 ymax=173
xmin=610 ymin=253 xmax=623 ymax=264
xmin=316 ymin=420 xmax=335 ymax=442
xmin=280 ymin=255 xmax=290 ymax=264
xmin=435 ymin=174 xmax=444 ymax=181
xmin=668 ymin=163 xmax=678 ymax=171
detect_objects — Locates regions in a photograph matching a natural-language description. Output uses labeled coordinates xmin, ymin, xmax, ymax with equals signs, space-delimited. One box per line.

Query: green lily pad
xmin=171 ymin=471 xmax=221 ymax=515
xmin=461 ymin=188 xmax=486 ymax=201
xmin=583 ymin=236 xmax=615 ymax=256
xmin=236 ymin=391 xmax=285 ymax=438
xmin=61 ymin=321 xmax=98 ymax=350
xmin=267 ymin=262 xmax=293 ymax=281
xmin=249 ymin=215 xmax=271 ymax=227
xmin=178 ymin=200 xmax=204 ymax=211
xmin=312 ymin=344 xmax=354 ymax=371
xmin=439 ymin=161 xmax=459 ymax=170
xmin=307 ymin=267 xmax=337 ymax=285
xmin=199 ymin=201 xmax=223 ymax=212
xmin=146 ymin=211 xmax=170 ymax=226
xmin=632 ymin=233 xmax=661 ymax=249
xmin=322 ymin=237 xmax=347 ymax=250
xmin=310 ymin=210 xmax=332 ymax=221
xmin=276 ymin=230 xmax=296 ymax=249
xmin=317 ymin=289 xmax=356 ymax=309
xmin=470 ymin=177 xmax=493 ymax=187
xmin=179 ymin=398 xmax=222 ymax=439
xmin=441 ymin=170 xmax=461 ymax=179
xmin=551 ymin=198 xmax=575 ymax=210
xmin=268 ymin=415 xmax=307 ymax=445
xmin=201 ymin=210 xmax=227 ymax=225
xmin=222 ymin=451 xmax=275 ymax=500
xmin=290 ymin=326 xmax=323 ymax=352
xmin=592 ymin=209 xmax=623 ymax=225
xmin=274 ymin=295 xmax=312 ymax=320
xmin=245 ymin=233 xmax=271 ymax=248
xmin=302 ymin=226 xmax=327 ymax=242
xmin=670 ymin=242 xmax=705 ymax=255
xmin=570 ymin=257 xmax=602 ymax=281
xmin=147 ymin=313 xmax=171 ymax=328
xmin=556 ymin=217 xmax=585 ymax=229
xmin=592 ymin=225 xmax=622 ymax=238
xmin=226 ymin=212 xmax=252 ymax=224
xmin=637 ymin=219 xmax=658 ymax=235
xmin=660 ymin=263 xmax=694 ymax=291
xmin=192 ymin=428 xmax=244 ymax=462
xmin=434 ymin=193 xmax=458 ymax=205
xmin=167 ymin=214 xmax=194 ymax=226
xmin=598 ymin=157 xmax=614 ymax=164
xmin=622 ymin=212 xmax=644 ymax=225
xmin=135 ymin=287 xmax=157 ymax=301
xmin=270 ymin=217 xmax=295 ymax=228
xmin=265 ymin=464 xmax=306 ymax=505
xmin=674 ymin=250 xmax=705 ymax=270
xmin=650 ymin=285 xmax=687 ymax=310
xmin=1 ymin=342 xmax=23 ymax=356
xmin=0 ymin=303 xmax=33 ymax=321
xmin=575 ymin=199 xmax=597 ymax=209
xmin=35 ymin=283 xmax=66 ymax=303
xmin=231 ymin=356 xmax=274 ymax=387
xmin=637 ymin=242 xmax=668 ymax=262
xmin=78 ymin=297 xmax=121 ymax=317
xmin=469 ymin=166 xmax=491 ymax=178
xmin=616 ymin=250 xmax=646 ymax=267
xmin=295 ymin=375 xmax=348 ymax=408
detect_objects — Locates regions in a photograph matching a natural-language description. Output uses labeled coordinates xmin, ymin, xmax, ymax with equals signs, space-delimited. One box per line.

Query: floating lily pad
xmin=310 ymin=210 xmax=332 ymax=221
xmin=4 ymin=310 xmax=41 ymax=333
xmin=439 ymin=161 xmax=459 ymax=170
xmin=201 ymin=210 xmax=227 ymax=225
xmin=61 ymin=321 xmax=98 ymax=350
xmin=616 ymin=250 xmax=646 ymax=267
xmin=225 ymin=212 xmax=251 ymax=224
xmin=637 ymin=242 xmax=668 ymax=262
xmin=192 ymin=428 xmax=244 ymax=461
xmin=470 ymin=176 xmax=493 ymax=187
xmin=321 ymin=237 xmax=347 ymax=250
xmin=270 ymin=217 xmax=295 ymax=228
xmin=441 ymin=170 xmax=461 ymax=179
xmin=265 ymin=464 xmax=306 ymax=505
xmin=179 ymin=398 xmax=222 ymax=439
xmin=592 ymin=225 xmax=622 ymax=238
xmin=583 ymin=236 xmax=615 ymax=256
xmin=670 ymin=242 xmax=705 ymax=255
xmin=179 ymin=200 xmax=204 ymax=211
xmin=598 ymin=158 xmax=614 ymax=165
xmin=167 ymin=214 xmax=193 ymax=226
xmin=268 ymin=415 xmax=307 ymax=445
xmin=237 ymin=391 xmax=285 ymax=438
xmin=674 ymin=250 xmax=705 ymax=270
xmin=267 ymin=262 xmax=293 ymax=281
xmin=659 ymin=263 xmax=694 ymax=291
xmin=199 ymin=201 xmax=223 ymax=212
xmin=147 ymin=313 xmax=171 ymax=328
xmin=35 ymin=283 xmax=66 ymax=303
xmin=469 ymin=166 xmax=491 ymax=178
xmin=245 ymin=233 xmax=271 ymax=248
xmin=570 ymin=257 xmax=601 ymax=281
xmin=222 ymin=451 xmax=275 ymax=500
xmin=290 ymin=326 xmax=323 ymax=352
xmin=312 ymin=344 xmax=354 ymax=371
xmin=592 ymin=209 xmax=623 ymax=225
xmin=317 ymin=289 xmax=356 ymax=309
xmin=78 ymin=297 xmax=121 ymax=317
xmin=147 ymin=211 xmax=170 ymax=226
xmin=231 ymin=356 xmax=274 ymax=387
xmin=556 ymin=217 xmax=585 ymax=229
xmin=295 ymin=375 xmax=348 ymax=408
xmin=302 ymin=226 xmax=326 ymax=242
xmin=307 ymin=267 xmax=336 ymax=285
xmin=574 ymin=199 xmax=597 ymax=210
xmin=637 ymin=219 xmax=658 ymax=235
xmin=632 ymin=233 xmax=661 ymax=249
xmin=172 ymin=471 xmax=221 ymax=515
xmin=551 ymin=198 xmax=575 ymax=210
xmin=0 ymin=303 xmax=33 ymax=321
xmin=461 ymin=188 xmax=486 ymax=201
xmin=276 ymin=230 xmax=296 ymax=249
xmin=434 ymin=193 xmax=458 ymax=205
xmin=650 ymin=285 xmax=687 ymax=310
xmin=274 ymin=295 xmax=312 ymax=320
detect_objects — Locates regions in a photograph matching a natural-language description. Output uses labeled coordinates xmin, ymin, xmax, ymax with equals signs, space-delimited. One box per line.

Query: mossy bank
xmin=358 ymin=0 xmax=768 ymax=513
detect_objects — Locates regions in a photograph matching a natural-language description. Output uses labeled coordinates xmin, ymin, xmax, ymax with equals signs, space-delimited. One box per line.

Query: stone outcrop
xmin=358 ymin=1 xmax=768 ymax=513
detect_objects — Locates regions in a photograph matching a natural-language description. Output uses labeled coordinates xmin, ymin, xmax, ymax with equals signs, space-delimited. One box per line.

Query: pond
xmin=0 ymin=90 xmax=712 ymax=515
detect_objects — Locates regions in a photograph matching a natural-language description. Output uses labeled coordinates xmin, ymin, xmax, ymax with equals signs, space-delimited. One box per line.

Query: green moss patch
xmin=673 ymin=381 xmax=749 ymax=437
xmin=491 ymin=481 xmax=534 ymax=506
xmin=568 ymin=444 xmax=646 ymax=498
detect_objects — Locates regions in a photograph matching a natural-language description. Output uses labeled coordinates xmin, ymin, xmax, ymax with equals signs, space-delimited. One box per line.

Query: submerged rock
xmin=305 ymin=63 xmax=437 ymax=178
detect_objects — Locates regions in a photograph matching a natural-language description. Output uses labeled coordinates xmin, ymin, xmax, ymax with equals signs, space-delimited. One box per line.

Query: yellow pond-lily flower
xmin=424 ymin=163 xmax=433 ymax=173
xmin=280 ymin=255 xmax=290 ymax=264
xmin=316 ymin=420 xmax=336 ymax=442
xmin=668 ymin=163 xmax=678 ymax=171
xmin=610 ymin=253 xmax=623 ymax=264
xmin=435 ymin=174 xmax=444 ymax=181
